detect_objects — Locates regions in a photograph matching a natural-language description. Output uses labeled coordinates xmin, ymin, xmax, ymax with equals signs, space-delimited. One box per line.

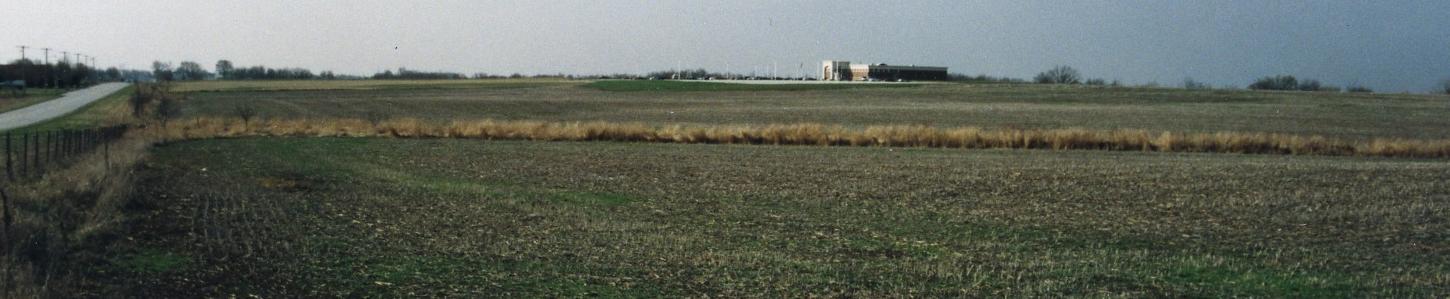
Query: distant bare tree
xmin=1297 ymin=79 xmax=1323 ymax=91
xmin=1249 ymin=75 xmax=1298 ymax=91
xmin=156 ymin=95 xmax=183 ymax=127
xmin=1183 ymin=78 xmax=1211 ymax=90
xmin=152 ymin=61 xmax=174 ymax=82
xmin=234 ymin=104 xmax=258 ymax=126
xmin=1034 ymin=66 xmax=1081 ymax=85
xmin=175 ymin=61 xmax=211 ymax=81
xmin=215 ymin=60 xmax=234 ymax=79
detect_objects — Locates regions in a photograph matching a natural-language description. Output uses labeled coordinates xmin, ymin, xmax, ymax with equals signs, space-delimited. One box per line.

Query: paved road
xmin=0 ymin=82 xmax=129 ymax=131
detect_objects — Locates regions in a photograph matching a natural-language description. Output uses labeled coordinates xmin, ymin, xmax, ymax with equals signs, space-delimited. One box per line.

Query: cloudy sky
xmin=3 ymin=0 xmax=1447 ymax=92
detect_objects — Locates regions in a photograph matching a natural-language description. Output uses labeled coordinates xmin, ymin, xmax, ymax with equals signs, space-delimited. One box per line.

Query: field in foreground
xmin=91 ymin=138 xmax=1449 ymax=297
xmin=178 ymin=80 xmax=1450 ymax=140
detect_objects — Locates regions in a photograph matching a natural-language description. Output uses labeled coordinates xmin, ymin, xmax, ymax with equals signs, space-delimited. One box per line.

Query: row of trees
xmin=1247 ymin=75 xmax=1378 ymax=93
xmin=1029 ymin=65 xmax=1411 ymax=93
xmin=0 ymin=59 xmax=108 ymax=88
xmin=150 ymin=60 xmax=357 ymax=81
xmin=142 ymin=59 xmax=1450 ymax=95
xmin=371 ymin=68 xmax=467 ymax=80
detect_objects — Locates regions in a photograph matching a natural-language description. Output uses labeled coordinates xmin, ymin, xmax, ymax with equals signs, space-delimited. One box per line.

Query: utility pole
xmin=60 ymin=51 xmax=68 ymax=65
xmin=17 ymin=46 xmax=26 ymax=61
xmin=41 ymin=48 xmax=50 ymax=65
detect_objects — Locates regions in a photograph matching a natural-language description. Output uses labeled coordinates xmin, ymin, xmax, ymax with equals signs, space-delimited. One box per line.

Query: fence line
xmin=1 ymin=125 xmax=129 ymax=184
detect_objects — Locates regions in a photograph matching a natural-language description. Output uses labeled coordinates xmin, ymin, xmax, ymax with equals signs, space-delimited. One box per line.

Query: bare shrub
xmin=1034 ymin=66 xmax=1081 ymax=85
xmin=1183 ymin=78 xmax=1212 ymax=90
xmin=233 ymin=104 xmax=257 ymax=126
xmin=1250 ymin=75 xmax=1298 ymax=90
xmin=1346 ymin=85 xmax=1373 ymax=93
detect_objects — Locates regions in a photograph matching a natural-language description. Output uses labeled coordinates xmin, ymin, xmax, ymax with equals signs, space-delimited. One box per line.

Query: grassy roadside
xmin=8 ymin=85 xmax=135 ymax=133
xmin=0 ymin=83 xmax=156 ymax=298
xmin=0 ymin=88 xmax=67 ymax=114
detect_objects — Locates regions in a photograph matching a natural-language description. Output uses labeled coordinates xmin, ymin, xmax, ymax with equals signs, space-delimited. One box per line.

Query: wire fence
xmin=2 ymin=125 xmax=129 ymax=183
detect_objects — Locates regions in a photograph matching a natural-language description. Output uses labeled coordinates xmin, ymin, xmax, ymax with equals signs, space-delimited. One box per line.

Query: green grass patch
xmin=553 ymin=191 xmax=635 ymax=206
xmin=584 ymin=80 xmax=920 ymax=92
xmin=110 ymin=248 xmax=189 ymax=273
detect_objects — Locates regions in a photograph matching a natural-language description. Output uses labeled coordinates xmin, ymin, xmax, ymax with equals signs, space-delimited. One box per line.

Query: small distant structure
xmin=821 ymin=60 xmax=947 ymax=81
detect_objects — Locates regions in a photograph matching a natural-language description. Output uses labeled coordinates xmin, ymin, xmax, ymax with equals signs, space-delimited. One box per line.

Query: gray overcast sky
xmin=3 ymin=0 xmax=1448 ymax=92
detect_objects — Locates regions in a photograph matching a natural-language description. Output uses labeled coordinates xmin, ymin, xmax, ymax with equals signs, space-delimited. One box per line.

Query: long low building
xmin=821 ymin=60 xmax=948 ymax=81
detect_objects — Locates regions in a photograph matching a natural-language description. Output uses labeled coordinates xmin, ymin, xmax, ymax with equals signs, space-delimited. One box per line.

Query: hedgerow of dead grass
xmin=157 ymin=117 xmax=1450 ymax=158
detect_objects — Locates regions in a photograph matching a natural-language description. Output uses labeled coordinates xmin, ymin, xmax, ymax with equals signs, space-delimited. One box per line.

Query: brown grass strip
xmin=157 ymin=117 xmax=1450 ymax=158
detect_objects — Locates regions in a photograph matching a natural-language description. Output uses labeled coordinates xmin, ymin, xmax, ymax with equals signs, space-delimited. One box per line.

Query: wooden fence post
xmin=1 ymin=187 xmax=10 ymax=250
xmin=17 ymin=132 xmax=25 ymax=178
xmin=4 ymin=132 xmax=11 ymax=182
xmin=32 ymin=133 xmax=39 ymax=175
xmin=34 ymin=132 xmax=41 ymax=172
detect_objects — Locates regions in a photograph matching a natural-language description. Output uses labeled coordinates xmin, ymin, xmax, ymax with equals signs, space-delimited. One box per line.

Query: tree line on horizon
xmin=118 ymin=58 xmax=1450 ymax=95
xmin=0 ymin=59 xmax=130 ymax=88
xmin=1030 ymin=65 xmax=1399 ymax=94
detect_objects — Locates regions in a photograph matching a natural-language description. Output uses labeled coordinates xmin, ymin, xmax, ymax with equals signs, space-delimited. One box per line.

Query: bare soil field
xmin=92 ymin=137 xmax=1449 ymax=297
xmin=178 ymin=80 xmax=1450 ymax=140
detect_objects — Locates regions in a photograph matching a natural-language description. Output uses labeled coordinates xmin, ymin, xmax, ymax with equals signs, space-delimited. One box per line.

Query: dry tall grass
xmin=160 ymin=117 xmax=1450 ymax=158
xmin=0 ymin=129 xmax=154 ymax=297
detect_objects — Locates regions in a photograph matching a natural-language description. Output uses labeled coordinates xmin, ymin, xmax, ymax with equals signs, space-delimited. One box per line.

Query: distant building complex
xmin=821 ymin=60 xmax=948 ymax=81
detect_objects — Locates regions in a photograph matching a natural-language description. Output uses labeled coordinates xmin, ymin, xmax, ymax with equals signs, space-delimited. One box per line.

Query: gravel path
xmin=0 ymin=82 xmax=129 ymax=131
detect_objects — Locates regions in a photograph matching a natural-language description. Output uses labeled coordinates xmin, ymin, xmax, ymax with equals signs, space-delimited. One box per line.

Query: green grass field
xmin=178 ymin=80 xmax=1450 ymax=140
xmin=98 ymin=137 xmax=1448 ymax=297
xmin=0 ymin=88 xmax=66 ymax=113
